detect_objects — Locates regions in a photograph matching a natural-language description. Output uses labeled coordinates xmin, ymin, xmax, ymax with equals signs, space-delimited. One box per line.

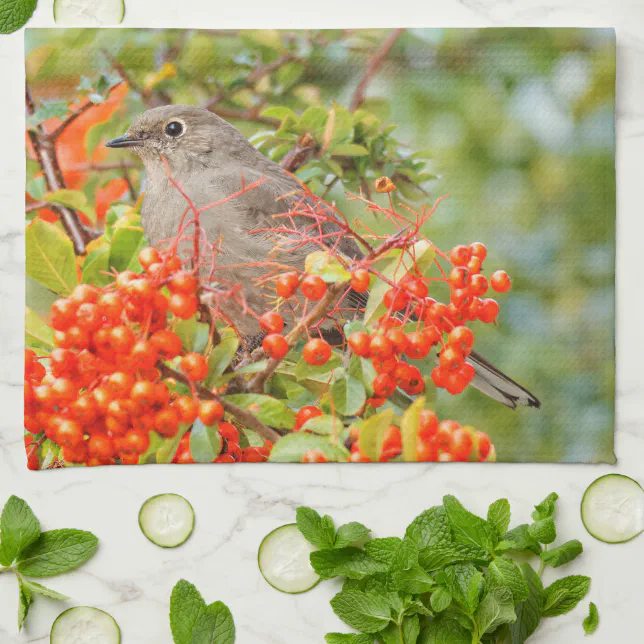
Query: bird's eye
xmin=165 ymin=121 xmax=184 ymax=138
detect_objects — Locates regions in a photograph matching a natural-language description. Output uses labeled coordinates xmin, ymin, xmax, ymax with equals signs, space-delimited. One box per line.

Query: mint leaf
xmin=335 ymin=522 xmax=371 ymax=549
xmin=419 ymin=615 xmax=472 ymax=644
xmin=22 ymin=580 xmax=69 ymax=601
xmin=0 ymin=0 xmax=37 ymax=35
xmin=430 ymin=587 xmax=452 ymax=613
xmin=540 ymin=540 xmax=583 ymax=568
xmin=532 ymin=493 xmax=558 ymax=521
xmin=543 ymin=576 xmax=591 ymax=617
xmin=441 ymin=563 xmax=484 ymax=614
xmin=16 ymin=529 xmax=98 ymax=578
xmin=330 ymin=589 xmax=393 ymax=633
xmin=528 ymin=518 xmax=556 ymax=545
xmin=311 ymin=547 xmax=386 ymax=580
xmin=325 ymin=634 xmax=375 ymax=644
xmin=405 ymin=506 xmax=452 ymax=551
xmin=475 ymin=586 xmax=516 ymax=634
xmin=296 ymin=507 xmax=336 ymax=550
xmin=364 ymin=537 xmax=418 ymax=572
xmin=190 ymin=601 xmax=235 ymax=644
xmin=497 ymin=524 xmax=542 ymax=555
xmin=0 ymin=496 xmax=40 ymax=566
xmin=419 ymin=542 xmax=489 ymax=571
xmin=487 ymin=499 xmax=511 ymax=537
xmin=443 ymin=496 xmax=497 ymax=554
xmin=392 ymin=565 xmax=434 ymax=594
xmin=17 ymin=577 xmax=33 ymax=630
xmin=171 ymin=580 xmax=207 ymax=644
xmin=488 ymin=557 xmax=529 ymax=602
xmin=583 ymin=602 xmax=599 ymax=635
xmin=402 ymin=614 xmax=421 ymax=644
xmin=510 ymin=564 xmax=545 ymax=644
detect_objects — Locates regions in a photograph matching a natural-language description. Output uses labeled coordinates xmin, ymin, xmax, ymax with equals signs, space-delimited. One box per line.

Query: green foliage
xmin=0 ymin=0 xmax=37 ymax=35
xmin=281 ymin=493 xmax=595 ymax=644
xmin=0 ymin=496 xmax=97 ymax=630
xmin=582 ymin=602 xmax=599 ymax=636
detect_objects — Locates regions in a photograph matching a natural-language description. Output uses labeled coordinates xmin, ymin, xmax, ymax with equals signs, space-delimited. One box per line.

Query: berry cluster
xmin=348 ymin=409 xmax=494 ymax=463
xmin=23 ymin=247 xmax=272 ymax=468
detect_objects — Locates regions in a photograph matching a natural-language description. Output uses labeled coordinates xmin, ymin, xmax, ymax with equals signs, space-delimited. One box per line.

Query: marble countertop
xmin=1 ymin=1 xmax=643 ymax=642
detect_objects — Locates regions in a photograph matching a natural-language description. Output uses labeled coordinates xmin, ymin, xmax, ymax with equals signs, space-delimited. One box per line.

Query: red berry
xmin=417 ymin=438 xmax=439 ymax=462
xmin=173 ymin=396 xmax=199 ymax=423
xmin=218 ymin=421 xmax=239 ymax=443
xmin=181 ymin=353 xmax=209 ymax=381
xmin=370 ymin=335 xmax=394 ymax=360
xmin=475 ymin=431 xmax=492 ymax=461
xmin=302 ymin=338 xmax=332 ymax=366
xmin=107 ymin=372 xmax=135 ymax=398
xmin=131 ymin=381 xmax=156 ymax=407
xmin=402 ymin=276 xmax=429 ymax=300
xmin=385 ymin=328 xmax=408 ymax=354
xmin=490 ymin=270 xmax=511 ymax=293
xmin=150 ymin=329 xmax=183 ymax=359
xmin=300 ymin=274 xmax=327 ymax=300
xmin=404 ymin=331 xmax=431 ymax=360
xmin=418 ymin=410 xmax=438 ymax=442
xmin=469 ymin=274 xmax=488 ymax=296
xmin=372 ymin=356 xmax=398 ymax=374
xmin=348 ymin=331 xmax=371 ymax=357
xmin=55 ymin=419 xmax=84 ymax=448
xmin=295 ymin=406 xmax=323 ymax=430
xmin=350 ymin=269 xmax=370 ymax=293
xmin=439 ymin=346 xmax=464 ymax=370
xmin=169 ymin=271 xmax=198 ymax=294
xmin=450 ymin=428 xmax=474 ymax=461
xmin=88 ymin=434 xmax=115 ymax=460
xmin=450 ymin=245 xmax=472 ymax=266
xmin=130 ymin=340 xmax=159 ymax=371
xmin=383 ymin=288 xmax=408 ymax=311
xmin=199 ymin=400 xmax=225 ymax=426
xmin=259 ymin=311 xmax=284 ymax=334
xmin=70 ymin=284 xmax=99 ymax=305
xmin=154 ymin=408 xmax=180 ymax=437
xmin=478 ymin=298 xmax=500 ymax=323
xmin=275 ymin=272 xmax=300 ymax=298
xmin=51 ymin=299 xmax=78 ymax=331
xmin=262 ymin=333 xmax=289 ymax=360
xmin=302 ymin=449 xmax=328 ymax=463
xmin=470 ymin=242 xmax=487 ymax=261
xmin=449 ymin=267 xmax=470 ymax=289
xmin=372 ymin=373 xmax=396 ymax=398
xmin=380 ymin=425 xmax=402 ymax=461
xmin=169 ymin=293 xmax=198 ymax=319
xmin=138 ymin=247 xmax=161 ymax=270
xmin=448 ymin=326 xmax=474 ymax=354
xmin=122 ymin=429 xmax=150 ymax=454
xmin=49 ymin=348 xmax=77 ymax=378
xmin=110 ymin=325 xmax=135 ymax=353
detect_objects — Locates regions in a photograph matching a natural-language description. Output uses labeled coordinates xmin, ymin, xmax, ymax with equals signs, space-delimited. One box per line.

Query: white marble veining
xmin=1 ymin=1 xmax=643 ymax=642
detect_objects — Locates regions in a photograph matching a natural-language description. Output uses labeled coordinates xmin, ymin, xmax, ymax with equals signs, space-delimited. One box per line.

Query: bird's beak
xmin=105 ymin=134 xmax=142 ymax=149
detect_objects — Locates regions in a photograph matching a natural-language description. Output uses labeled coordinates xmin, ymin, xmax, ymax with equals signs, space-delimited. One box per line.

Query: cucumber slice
xmin=258 ymin=523 xmax=320 ymax=594
xmin=51 ymin=607 xmax=120 ymax=643
xmin=581 ymin=474 xmax=644 ymax=543
xmin=139 ymin=494 xmax=194 ymax=548
xmin=54 ymin=0 xmax=125 ymax=25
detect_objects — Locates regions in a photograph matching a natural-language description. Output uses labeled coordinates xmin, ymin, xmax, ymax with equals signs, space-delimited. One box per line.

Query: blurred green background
xmin=25 ymin=28 xmax=616 ymax=462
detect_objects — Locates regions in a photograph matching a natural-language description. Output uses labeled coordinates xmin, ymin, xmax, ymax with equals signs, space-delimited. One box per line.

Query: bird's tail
xmin=466 ymin=350 xmax=541 ymax=410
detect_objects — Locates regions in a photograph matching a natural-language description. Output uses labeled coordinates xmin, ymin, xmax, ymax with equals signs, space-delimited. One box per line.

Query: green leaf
xmin=25 ymin=308 xmax=55 ymax=350
xmin=0 ymin=496 xmax=41 ymax=567
xmin=392 ymin=565 xmax=434 ymax=594
xmin=26 ymin=276 xmax=58 ymax=320
xmin=269 ymin=432 xmax=348 ymax=462
xmin=531 ymin=493 xmax=559 ymax=521
xmin=222 ymin=394 xmax=295 ymax=430
xmin=419 ymin=543 xmax=488 ymax=571
xmin=331 ymin=375 xmax=366 ymax=416
xmin=442 ymin=563 xmax=484 ymax=614
xmin=474 ymin=587 xmax=516 ymax=635
xmin=430 ymin=587 xmax=452 ymax=612
xmin=17 ymin=577 xmax=32 ymax=631
xmin=81 ymin=247 xmax=112 ymax=287
xmin=583 ymin=602 xmax=599 ymax=635
xmin=305 ymin=250 xmax=351 ymax=283
xmin=419 ymin=615 xmax=472 ymax=644
xmin=21 ymin=580 xmax=69 ymax=601
xmin=401 ymin=396 xmax=424 ymax=462
xmin=261 ymin=106 xmax=299 ymax=121
xmin=155 ymin=425 xmax=191 ymax=464
xmin=335 ymin=522 xmax=371 ymax=549
xmin=358 ymin=408 xmax=394 ymax=462
xmin=26 ymin=219 xmax=78 ymax=296
xmin=405 ymin=506 xmax=452 ymax=551
xmin=190 ymin=419 xmax=223 ymax=464
xmin=311 ymin=547 xmax=387 ymax=580
xmin=300 ymin=414 xmax=343 ymax=435
xmin=540 ymin=540 xmax=583 ymax=568
xmin=510 ymin=564 xmax=545 ymax=644
xmin=542 ymin=576 xmax=591 ymax=617
xmin=44 ymin=189 xmax=88 ymax=212
xmin=16 ymin=529 xmax=98 ymax=578
xmin=488 ymin=557 xmax=529 ymax=603
xmin=528 ymin=518 xmax=556 ymax=545
xmin=325 ymin=102 xmax=354 ymax=148
xmin=330 ymin=589 xmax=393 ymax=634
xmin=295 ymin=353 xmax=342 ymax=381
xmin=443 ymin=495 xmax=498 ymax=554
xmin=109 ymin=214 xmax=145 ymax=273
xmin=497 ymin=524 xmax=542 ymax=555
xmin=25 ymin=98 xmax=67 ymax=125
xmin=190 ymin=601 xmax=235 ymax=644
xmin=296 ymin=507 xmax=336 ymax=550
xmin=325 ymin=634 xmax=375 ymax=644
xmin=364 ymin=537 xmax=401 ymax=566
xmin=299 ymin=106 xmax=329 ymax=141
xmin=487 ymin=499 xmax=511 ymax=537
xmin=331 ymin=143 xmax=369 ymax=156
xmin=401 ymin=614 xmax=421 ymax=644
xmin=205 ymin=328 xmax=240 ymax=385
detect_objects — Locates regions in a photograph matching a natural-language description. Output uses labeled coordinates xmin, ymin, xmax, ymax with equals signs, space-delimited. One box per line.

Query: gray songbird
xmin=106 ymin=105 xmax=539 ymax=409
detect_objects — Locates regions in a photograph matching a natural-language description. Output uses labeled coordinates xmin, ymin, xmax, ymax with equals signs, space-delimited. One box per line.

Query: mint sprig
xmin=286 ymin=493 xmax=595 ymax=643
xmin=169 ymin=579 xmax=235 ymax=644
xmin=0 ymin=495 xmax=97 ymax=630
xmin=0 ymin=0 xmax=37 ymax=35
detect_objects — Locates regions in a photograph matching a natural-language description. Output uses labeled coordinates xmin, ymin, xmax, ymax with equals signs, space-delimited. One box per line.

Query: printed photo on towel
xmin=24 ymin=28 xmax=616 ymax=467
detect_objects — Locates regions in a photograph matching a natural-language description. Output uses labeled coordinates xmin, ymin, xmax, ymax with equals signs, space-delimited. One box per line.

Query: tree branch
xmin=158 ymin=364 xmax=281 ymax=444
xmin=350 ymin=28 xmax=405 ymax=111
